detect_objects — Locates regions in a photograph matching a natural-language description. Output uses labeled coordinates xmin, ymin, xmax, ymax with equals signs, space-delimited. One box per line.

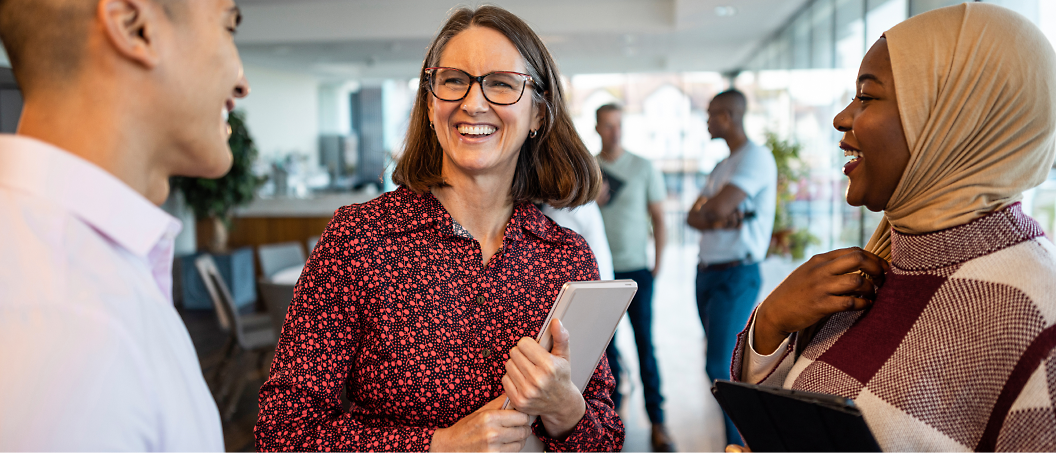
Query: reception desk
xmin=196 ymin=191 xmax=378 ymax=255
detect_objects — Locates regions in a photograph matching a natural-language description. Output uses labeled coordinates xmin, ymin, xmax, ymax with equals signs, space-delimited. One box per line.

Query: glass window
xmin=910 ymin=0 xmax=970 ymax=16
xmin=866 ymin=0 xmax=907 ymax=42
xmin=835 ymin=0 xmax=866 ymax=70
xmin=767 ymin=40 xmax=780 ymax=71
xmin=793 ymin=14 xmax=812 ymax=69
xmin=778 ymin=27 xmax=794 ymax=70
xmin=812 ymin=0 xmax=836 ymax=69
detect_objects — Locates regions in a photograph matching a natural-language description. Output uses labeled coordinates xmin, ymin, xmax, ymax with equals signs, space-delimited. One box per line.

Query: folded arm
xmin=687 ymin=184 xmax=748 ymax=231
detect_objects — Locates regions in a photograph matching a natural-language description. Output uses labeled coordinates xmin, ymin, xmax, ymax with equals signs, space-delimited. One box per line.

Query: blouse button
xmin=482 ymin=349 xmax=492 ymax=358
xmin=476 ymin=295 xmax=486 ymax=305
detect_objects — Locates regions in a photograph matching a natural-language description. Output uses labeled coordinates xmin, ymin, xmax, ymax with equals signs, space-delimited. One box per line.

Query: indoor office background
xmin=2 ymin=1 xmax=1055 ymax=451
xmin=737 ymin=0 xmax=1056 ymax=253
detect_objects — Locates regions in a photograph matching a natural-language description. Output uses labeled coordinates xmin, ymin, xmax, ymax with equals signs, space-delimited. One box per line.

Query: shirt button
xmin=482 ymin=349 xmax=492 ymax=358
xmin=476 ymin=295 xmax=486 ymax=305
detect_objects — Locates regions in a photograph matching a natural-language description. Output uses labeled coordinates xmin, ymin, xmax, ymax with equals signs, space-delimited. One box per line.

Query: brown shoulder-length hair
xmin=391 ymin=5 xmax=600 ymax=209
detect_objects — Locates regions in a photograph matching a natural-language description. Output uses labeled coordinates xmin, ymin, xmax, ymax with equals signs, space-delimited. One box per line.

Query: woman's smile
xmin=456 ymin=122 xmax=498 ymax=140
xmin=841 ymin=141 xmax=862 ymax=175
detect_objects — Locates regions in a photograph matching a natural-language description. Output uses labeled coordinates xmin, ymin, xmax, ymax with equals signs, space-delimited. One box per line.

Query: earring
xmin=529 ymin=129 xmax=538 ymax=138
xmin=429 ymin=122 xmax=434 ymax=130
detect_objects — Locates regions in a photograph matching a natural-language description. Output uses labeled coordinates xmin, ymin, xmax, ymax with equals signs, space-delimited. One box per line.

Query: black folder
xmin=711 ymin=380 xmax=881 ymax=452
xmin=599 ymin=169 xmax=625 ymax=201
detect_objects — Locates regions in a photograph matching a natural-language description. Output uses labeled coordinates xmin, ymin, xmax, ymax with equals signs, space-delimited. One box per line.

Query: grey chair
xmin=257 ymin=241 xmax=306 ymax=279
xmin=307 ymin=235 xmax=321 ymax=254
xmin=258 ymin=280 xmax=296 ymax=337
xmin=195 ymin=254 xmax=277 ymax=421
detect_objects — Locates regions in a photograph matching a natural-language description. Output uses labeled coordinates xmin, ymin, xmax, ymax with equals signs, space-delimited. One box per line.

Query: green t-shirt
xmin=597 ymin=151 xmax=666 ymax=273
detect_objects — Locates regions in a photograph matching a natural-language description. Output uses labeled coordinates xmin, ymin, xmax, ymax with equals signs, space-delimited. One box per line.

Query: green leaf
xmin=765 ymin=131 xmax=817 ymax=258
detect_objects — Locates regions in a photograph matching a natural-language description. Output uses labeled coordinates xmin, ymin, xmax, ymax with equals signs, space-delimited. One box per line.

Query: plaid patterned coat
xmin=733 ymin=204 xmax=1056 ymax=451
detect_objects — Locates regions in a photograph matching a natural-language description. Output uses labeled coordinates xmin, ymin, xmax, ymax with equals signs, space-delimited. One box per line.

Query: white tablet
xmin=502 ymin=279 xmax=638 ymax=407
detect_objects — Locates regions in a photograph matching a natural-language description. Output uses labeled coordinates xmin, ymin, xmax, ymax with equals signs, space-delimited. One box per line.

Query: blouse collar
xmin=383 ymin=186 xmax=573 ymax=245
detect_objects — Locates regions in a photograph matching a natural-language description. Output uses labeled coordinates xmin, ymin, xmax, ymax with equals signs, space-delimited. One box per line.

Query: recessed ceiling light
xmin=715 ymin=6 xmax=737 ymax=17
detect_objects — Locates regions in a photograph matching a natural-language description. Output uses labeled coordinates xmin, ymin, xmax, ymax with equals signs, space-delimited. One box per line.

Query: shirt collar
xmin=384 ymin=186 xmax=575 ymax=245
xmin=730 ymin=140 xmax=756 ymax=154
xmin=0 ymin=135 xmax=181 ymax=258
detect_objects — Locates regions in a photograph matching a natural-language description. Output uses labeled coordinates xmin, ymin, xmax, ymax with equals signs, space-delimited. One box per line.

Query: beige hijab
xmin=866 ymin=3 xmax=1056 ymax=260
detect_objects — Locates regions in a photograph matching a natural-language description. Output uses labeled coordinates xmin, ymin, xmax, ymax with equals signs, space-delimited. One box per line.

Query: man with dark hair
xmin=0 ymin=0 xmax=248 ymax=449
xmin=687 ymin=89 xmax=776 ymax=447
xmin=595 ymin=103 xmax=676 ymax=452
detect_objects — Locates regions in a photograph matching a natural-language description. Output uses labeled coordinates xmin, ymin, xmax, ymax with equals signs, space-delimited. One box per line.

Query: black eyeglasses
xmin=424 ymin=67 xmax=535 ymax=106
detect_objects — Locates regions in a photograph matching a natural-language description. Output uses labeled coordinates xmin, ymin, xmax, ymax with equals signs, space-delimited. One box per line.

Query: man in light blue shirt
xmin=687 ymin=89 xmax=777 ymax=447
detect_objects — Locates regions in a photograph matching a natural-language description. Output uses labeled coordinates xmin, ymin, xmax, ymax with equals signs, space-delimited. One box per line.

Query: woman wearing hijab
xmin=736 ymin=3 xmax=1056 ymax=451
xmin=255 ymin=5 xmax=622 ymax=452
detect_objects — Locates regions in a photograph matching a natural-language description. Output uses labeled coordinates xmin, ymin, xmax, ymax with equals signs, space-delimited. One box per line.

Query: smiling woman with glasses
xmin=255 ymin=5 xmax=620 ymax=453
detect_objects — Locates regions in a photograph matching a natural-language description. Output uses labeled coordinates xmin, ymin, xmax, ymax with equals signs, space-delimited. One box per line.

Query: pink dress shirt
xmin=0 ymin=135 xmax=224 ymax=450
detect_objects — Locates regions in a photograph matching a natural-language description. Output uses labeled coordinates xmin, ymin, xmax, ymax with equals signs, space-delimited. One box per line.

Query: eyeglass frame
xmin=423 ymin=67 xmax=536 ymax=106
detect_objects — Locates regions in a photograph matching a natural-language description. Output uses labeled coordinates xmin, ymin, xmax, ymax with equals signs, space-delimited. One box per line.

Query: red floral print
xmin=255 ymin=187 xmax=624 ymax=452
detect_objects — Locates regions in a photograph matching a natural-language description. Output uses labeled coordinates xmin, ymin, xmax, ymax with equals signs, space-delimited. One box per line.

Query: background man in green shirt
xmin=595 ymin=103 xmax=674 ymax=452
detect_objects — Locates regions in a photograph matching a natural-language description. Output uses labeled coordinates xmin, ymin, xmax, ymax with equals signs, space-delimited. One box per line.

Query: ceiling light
xmin=715 ymin=6 xmax=737 ymax=17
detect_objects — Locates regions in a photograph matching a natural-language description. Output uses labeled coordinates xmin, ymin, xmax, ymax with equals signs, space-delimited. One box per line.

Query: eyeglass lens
xmin=430 ymin=68 xmax=527 ymax=105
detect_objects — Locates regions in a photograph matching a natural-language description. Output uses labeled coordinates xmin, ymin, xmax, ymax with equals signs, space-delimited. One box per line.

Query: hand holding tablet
xmin=502 ymin=280 xmax=638 ymax=452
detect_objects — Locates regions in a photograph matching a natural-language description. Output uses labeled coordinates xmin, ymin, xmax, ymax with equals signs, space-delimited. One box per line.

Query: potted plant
xmin=765 ymin=132 xmax=819 ymax=260
xmin=171 ymin=110 xmax=265 ymax=253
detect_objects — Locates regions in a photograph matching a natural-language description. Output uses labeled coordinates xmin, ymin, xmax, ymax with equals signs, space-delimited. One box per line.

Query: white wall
xmin=318 ymin=81 xmax=359 ymax=135
xmin=382 ymin=79 xmax=414 ymax=155
xmin=238 ymin=64 xmax=320 ymax=168
xmin=1039 ymin=0 xmax=1056 ymax=44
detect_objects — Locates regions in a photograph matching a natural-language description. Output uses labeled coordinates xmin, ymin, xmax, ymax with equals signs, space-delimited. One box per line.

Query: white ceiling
xmin=234 ymin=0 xmax=810 ymax=81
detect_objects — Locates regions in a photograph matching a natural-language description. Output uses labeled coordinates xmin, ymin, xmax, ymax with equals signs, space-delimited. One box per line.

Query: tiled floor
xmin=180 ymin=244 xmax=800 ymax=452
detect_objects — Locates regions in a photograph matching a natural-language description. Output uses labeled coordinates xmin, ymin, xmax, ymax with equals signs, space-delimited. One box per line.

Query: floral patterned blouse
xmin=255 ymin=186 xmax=624 ymax=451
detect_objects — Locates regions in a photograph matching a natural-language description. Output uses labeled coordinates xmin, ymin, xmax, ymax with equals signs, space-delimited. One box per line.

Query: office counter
xmin=195 ymin=191 xmax=378 ymax=257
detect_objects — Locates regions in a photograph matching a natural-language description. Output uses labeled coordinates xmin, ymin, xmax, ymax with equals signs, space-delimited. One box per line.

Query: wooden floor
xmin=179 ymin=308 xmax=271 ymax=452
xmin=179 ymin=245 xmax=798 ymax=452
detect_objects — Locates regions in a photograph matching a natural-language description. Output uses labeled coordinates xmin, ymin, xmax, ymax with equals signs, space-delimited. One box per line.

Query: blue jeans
xmin=604 ymin=268 xmax=665 ymax=424
xmin=696 ymin=262 xmax=761 ymax=446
